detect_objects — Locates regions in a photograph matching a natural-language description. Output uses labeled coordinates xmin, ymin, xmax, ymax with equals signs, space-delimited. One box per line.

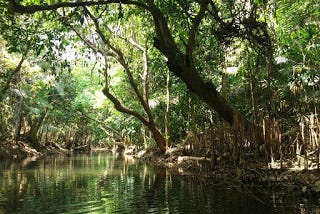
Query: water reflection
xmin=0 ymin=152 xmax=319 ymax=213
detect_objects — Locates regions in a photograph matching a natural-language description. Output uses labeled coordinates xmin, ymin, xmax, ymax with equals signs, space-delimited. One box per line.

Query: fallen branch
xmin=177 ymin=156 xmax=211 ymax=163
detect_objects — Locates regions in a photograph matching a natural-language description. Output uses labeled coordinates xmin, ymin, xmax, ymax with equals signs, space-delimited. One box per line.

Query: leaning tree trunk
xmin=147 ymin=1 xmax=264 ymax=146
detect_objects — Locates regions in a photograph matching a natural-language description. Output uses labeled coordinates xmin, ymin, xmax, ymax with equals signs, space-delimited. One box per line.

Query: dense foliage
xmin=0 ymin=0 xmax=319 ymax=165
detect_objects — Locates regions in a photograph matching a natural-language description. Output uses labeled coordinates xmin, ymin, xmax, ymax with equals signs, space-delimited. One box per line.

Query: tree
xmin=275 ymin=0 xmax=320 ymax=120
xmin=7 ymin=0 xmax=277 ymax=150
xmin=62 ymin=6 xmax=168 ymax=151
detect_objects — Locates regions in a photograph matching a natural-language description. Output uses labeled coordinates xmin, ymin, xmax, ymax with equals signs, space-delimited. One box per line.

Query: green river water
xmin=0 ymin=152 xmax=319 ymax=213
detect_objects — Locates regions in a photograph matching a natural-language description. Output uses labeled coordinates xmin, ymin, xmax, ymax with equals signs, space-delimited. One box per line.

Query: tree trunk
xmin=14 ymin=96 xmax=23 ymax=141
xmin=148 ymin=3 xmax=264 ymax=145
xmin=103 ymin=86 xmax=167 ymax=152
xmin=164 ymin=69 xmax=170 ymax=146
xmin=0 ymin=55 xmax=26 ymax=102
xmin=149 ymin=125 xmax=167 ymax=152
xmin=190 ymin=97 xmax=200 ymax=146
xmin=24 ymin=112 xmax=46 ymax=149
xmin=249 ymin=67 xmax=257 ymax=123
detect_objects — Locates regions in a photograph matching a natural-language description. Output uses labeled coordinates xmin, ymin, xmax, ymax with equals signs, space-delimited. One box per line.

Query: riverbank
xmin=0 ymin=140 xmax=72 ymax=160
xmin=127 ymin=147 xmax=320 ymax=201
xmin=0 ymin=140 xmax=42 ymax=160
xmin=2 ymin=141 xmax=320 ymax=203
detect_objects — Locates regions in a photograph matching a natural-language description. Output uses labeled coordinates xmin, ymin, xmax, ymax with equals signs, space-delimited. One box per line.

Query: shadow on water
xmin=0 ymin=152 xmax=319 ymax=213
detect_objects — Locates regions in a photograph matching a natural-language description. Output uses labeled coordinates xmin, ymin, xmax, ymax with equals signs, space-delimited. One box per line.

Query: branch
xmin=113 ymin=35 xmax=150 ymax=103
xmin=83 ymin=7 xmax=123 ymax=57
xmin=208 ymin=2 xmax=225 ymax=26
xmin=85 ymin=7 xmax=154 ymax=122
xmin=187 ymin=1 xmax=209 ymax=55
xmin=146 ymin=0 xmax=179 ymax=58
xmin=0 ymin=54 xmax=26 ymax=102
xmin=101 ymin=57 xmax=151 ymax=127
xmin=62 ymin=7 xmax=150 ymax=127
xmin=126 ymin=38 xmax=144 ymax=52
xmin=59 ymin=15 xmax=110 ymax=57
xmin=121 ymin=36 xmax=150 ymax=105
xmin=102 ymin=85 xmax=150 ymax=127
xmin=117 ymin=53 xmax=155 ymax=122
xmin=9 ymin=0 xmax=148 ymax=14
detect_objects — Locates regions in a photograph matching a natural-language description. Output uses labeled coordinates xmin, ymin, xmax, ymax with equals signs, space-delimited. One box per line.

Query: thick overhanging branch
xmin=145 ymin=0 xmax=261 ymax=137
xmin=9 ymin=0 xmax=148 ymax=14
xmin=146 ymin=0 xmax=179 ymax=58
xmin=102 ymin=85 xmax=150 ymax=126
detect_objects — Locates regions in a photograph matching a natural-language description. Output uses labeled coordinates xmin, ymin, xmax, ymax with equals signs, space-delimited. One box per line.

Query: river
xmin=0 ymin=152 xmax=319 ymax=213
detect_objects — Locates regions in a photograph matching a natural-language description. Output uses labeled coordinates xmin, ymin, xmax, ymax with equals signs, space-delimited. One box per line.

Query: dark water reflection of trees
xmin=0 ymin=152 xmax=319 ymax=213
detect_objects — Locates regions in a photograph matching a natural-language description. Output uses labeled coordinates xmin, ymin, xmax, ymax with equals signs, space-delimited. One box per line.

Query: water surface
xmin=0 ymin=152 xmax=319 ymax=213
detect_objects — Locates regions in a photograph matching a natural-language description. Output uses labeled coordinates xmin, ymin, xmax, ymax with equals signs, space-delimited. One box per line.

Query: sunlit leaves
xmin=1 ymin=0 xmax=319 ymax=148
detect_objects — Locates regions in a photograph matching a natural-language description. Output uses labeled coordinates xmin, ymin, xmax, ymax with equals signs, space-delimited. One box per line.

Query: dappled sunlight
xmin=0 ymin=0 xmax=319 ymax=213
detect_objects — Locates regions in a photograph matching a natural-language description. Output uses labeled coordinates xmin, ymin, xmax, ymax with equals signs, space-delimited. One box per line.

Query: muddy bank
xmin=0 ymin=139 xmax=115 ymax=162
xmin=0 ymin=140 xmax=43 ymax=160
xmin=126 ymin=147 xmax=320 ymax=200
xmin=0 ymin=140 xmax=74 ymax=161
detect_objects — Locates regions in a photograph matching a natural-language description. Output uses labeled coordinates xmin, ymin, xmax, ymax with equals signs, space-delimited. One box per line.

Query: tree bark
xmin=149 ymin=125 xmax=167 ymax=152
xmin=147 ymin=1 xmax=264 ymax=145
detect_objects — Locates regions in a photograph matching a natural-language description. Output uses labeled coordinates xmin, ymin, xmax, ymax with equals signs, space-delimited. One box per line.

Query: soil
xmin=0 ymin=140 xmax=70 ymax=160
xmin=126 ymin=146 xmax=320 ymax=201
xmin=0 ymin=140 xmax=42 ymax=160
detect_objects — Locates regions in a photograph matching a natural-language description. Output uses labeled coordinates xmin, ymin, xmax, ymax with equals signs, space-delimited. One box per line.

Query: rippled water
xmin=0 ymin=152 xmax=319 ymax=213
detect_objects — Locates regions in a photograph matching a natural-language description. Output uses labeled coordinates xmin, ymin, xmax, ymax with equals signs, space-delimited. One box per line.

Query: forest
xmin=1 ymin=1 xmax=320 ymax=212
xmin=0 ymin=0 xmax=319 ymax=182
